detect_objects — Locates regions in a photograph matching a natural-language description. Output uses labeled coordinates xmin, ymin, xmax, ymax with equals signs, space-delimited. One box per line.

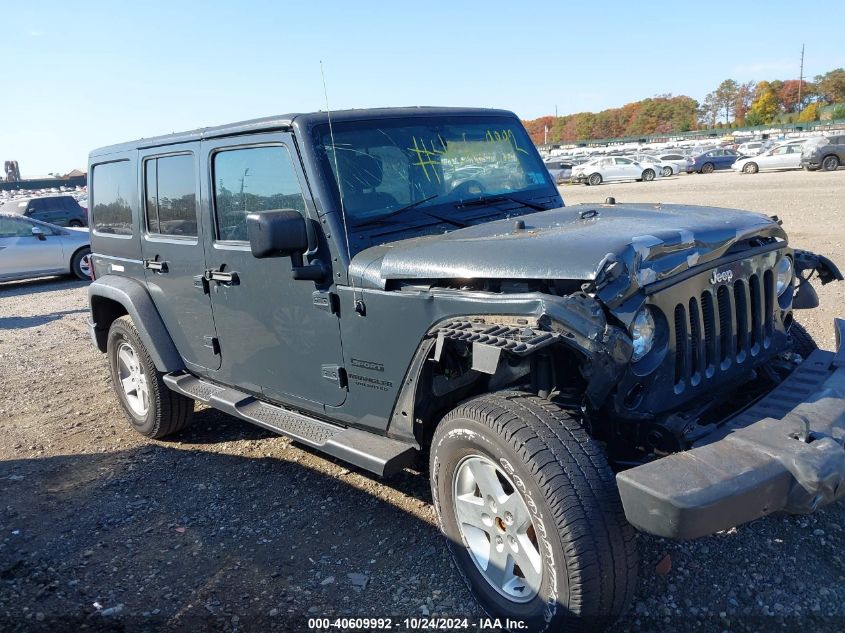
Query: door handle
xmin=204 ymin=269 xmax=239 ymax=286
xmin=144 ymin=259 xmax=168 ymax=273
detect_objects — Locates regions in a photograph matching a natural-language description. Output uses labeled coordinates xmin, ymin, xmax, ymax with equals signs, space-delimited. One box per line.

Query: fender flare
xmin=88 ymin=275 xmax=185 ymax=372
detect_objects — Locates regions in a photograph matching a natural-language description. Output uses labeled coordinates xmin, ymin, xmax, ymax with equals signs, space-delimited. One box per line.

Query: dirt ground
xmin=1 ymin=169 xmax=844 ymax=632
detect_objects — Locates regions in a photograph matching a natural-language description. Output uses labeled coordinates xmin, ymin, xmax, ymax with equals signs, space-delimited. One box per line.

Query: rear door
xmin=0 ymin=216 xmax=65 ymax=278
xmin=138 ymin=145 xmax=221 ymax=372
xmin=199 ymin=133 xmax=345 ymax=409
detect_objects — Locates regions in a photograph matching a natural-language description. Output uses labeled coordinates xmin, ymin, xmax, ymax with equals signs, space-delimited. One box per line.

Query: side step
xmin=163 ymin=372 xmax=416 ymax=477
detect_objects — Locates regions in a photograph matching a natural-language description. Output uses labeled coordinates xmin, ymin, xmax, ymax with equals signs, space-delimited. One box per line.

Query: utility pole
xmin=798 ymin=44 xmax=805 ymax=112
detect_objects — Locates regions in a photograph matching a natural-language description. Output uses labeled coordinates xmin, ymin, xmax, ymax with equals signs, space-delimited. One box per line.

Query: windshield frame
xmin=308 ymin=113 xmax=559 ymax=245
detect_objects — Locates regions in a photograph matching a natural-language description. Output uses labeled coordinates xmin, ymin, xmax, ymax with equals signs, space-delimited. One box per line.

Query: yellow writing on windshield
xmin=408 ymin=129 xmax=527 ymax=182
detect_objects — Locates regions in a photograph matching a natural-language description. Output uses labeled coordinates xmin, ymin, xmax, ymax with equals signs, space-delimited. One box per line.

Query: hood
xmin=349 ymin=203 xmax=786 ymax=300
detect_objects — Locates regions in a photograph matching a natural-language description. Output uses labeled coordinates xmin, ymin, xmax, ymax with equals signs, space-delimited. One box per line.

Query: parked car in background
xmin=736 ymin=141 xmax=765 ymax=156
xmin=572 ymin=156 xmax=658 ymax=185
xmin=687 ymin=148 xmax=739 ymax=174
xmin=543 ymin=158 xmax=573 ymax=183
xmin=732 ymin=143 xmax=804 ymax=174
xmin=0 ymin=213 xmax=91 ymax=281
xmin=801 ymin=135 xmax=845 ymax=172
xmin=0 ymin=195 xmax=88 ymax=227
xmin=629 ymin=153 xmax=674 ymax=176
xmin=656 ymin=153 xmax=694 ymax=175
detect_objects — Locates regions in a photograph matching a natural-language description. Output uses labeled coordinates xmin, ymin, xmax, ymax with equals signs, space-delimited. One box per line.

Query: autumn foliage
xmin=524 ymin=68 xmax=845 ymax=144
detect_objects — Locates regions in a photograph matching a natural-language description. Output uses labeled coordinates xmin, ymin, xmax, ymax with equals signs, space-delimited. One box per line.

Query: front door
xmin=0 ymin=216 xmax=64 ymax=278
xmin=138 ymin=145 xmax=221 ymax=372
xmin=200 ymin=134 xmax=345 ymax=409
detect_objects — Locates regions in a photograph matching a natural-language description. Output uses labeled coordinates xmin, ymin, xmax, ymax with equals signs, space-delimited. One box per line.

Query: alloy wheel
xmin=117 ymin=342 xmax=149 ymax=416
xmin=452 ymin=454 xmax=543 ymax=603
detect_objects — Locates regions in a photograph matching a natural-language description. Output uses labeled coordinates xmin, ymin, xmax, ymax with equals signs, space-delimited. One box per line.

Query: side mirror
xmin=31 ymin=226 xmax=47 ymax=241
xmin=246 ymin=209 xmax=325 ymax=282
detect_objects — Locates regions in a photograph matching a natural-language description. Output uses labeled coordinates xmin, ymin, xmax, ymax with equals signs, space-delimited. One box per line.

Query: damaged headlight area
xmin=630 ymin=306 xmax=656 ymax=362
xmin=776 ymin=255 xmax=793 ymax=296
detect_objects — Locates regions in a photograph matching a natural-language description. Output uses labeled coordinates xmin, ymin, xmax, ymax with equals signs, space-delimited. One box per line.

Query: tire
xmin=107 ymin=316 xmax=194 ymax=438
xmin=788 ymin=321 xmax=818 ymax=358
xmin=587 ymin=173 xmax=602 ymax=186
xmin=430 ymin=392 xmax=637 ymax=632
xmin=743 ymin=162 xmax=759 ymax=174
xmin=662 ymin=166 xmax=672 ymax=177
xmin=822 ymin=155 xmax=840 ymax=172
xmin=68 ymin=219 xmax=84 ymax=227
xmin=641 ymin=169 xmax=655 ymax=182
xmin=70 ymin=247 xmax=92 ymax=280
xmin=700 ymin=162 xmax=715 ymax=174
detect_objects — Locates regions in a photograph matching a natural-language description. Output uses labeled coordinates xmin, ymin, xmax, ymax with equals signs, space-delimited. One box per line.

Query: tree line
xmin=524 ymin=68 xmax=845 ymax=144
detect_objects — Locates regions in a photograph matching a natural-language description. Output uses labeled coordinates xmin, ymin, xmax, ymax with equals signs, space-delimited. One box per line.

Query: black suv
xmin=87 ymin=108 xmax=845 ymax=631
xmin=800 ymin=134 xmax=845 ymax=171
xmin=0 ymin=194 xmax=87 ymax=227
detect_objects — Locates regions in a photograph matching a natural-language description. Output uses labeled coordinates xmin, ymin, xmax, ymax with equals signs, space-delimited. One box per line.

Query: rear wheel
xmin=701 ymin=162 xmax=715 ymax=174
xmin=70 ymin=247 xmax=92 ymax=280
xmin=587 ymin=173 xmax=602 ymax=186
xmin=68 ymin=219 xmax=84 ymax=227
xmin=743 ymin=162 xmax=759 ymax=174
xmin=822 ymin=155 xmax=840 ymax=171
xmin=107 ymin=316 xmax=194 ymax=438
xmin=430 ymin=392 xmax=637 ymax=632
xmin=641 ymin=169 xmax=655 ymax=182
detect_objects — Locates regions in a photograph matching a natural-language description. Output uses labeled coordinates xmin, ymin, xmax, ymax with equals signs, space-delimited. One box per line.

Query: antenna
xmin=320 ymin=61 xmax=362 ymax=314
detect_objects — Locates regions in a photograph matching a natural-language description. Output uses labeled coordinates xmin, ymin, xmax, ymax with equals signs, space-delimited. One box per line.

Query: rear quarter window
xmin=92 ymin=161 xmax=134 ymax=236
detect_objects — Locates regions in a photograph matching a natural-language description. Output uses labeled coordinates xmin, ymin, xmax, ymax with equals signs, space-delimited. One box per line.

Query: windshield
xmin=314 ymin=116 xmax=555 ymax=230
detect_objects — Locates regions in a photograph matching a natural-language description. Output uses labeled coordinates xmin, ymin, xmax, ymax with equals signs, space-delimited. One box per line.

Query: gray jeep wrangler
xmin=87 ymin=107 xmax=845 ymax=631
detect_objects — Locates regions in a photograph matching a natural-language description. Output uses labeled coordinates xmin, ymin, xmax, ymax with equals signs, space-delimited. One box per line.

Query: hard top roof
xmin=90 ymin=106 xmax=516 ymax=157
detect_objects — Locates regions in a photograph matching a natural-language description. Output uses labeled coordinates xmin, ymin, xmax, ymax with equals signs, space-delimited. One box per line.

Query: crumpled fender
xmin=793 ymin=249 xmax=843 ymax=309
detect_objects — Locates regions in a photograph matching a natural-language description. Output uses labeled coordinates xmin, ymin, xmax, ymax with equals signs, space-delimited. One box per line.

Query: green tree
xmin=714 ymin=79 xmax=739 ymax=122
xmin=815 ymin=69 xmax=845 ymax=103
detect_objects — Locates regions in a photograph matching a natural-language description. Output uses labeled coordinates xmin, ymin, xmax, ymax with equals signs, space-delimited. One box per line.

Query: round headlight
xmin=630 ymin=306 xmax=656 ymax=362
xmin=776 ymin=256 xmax=793 ymax=296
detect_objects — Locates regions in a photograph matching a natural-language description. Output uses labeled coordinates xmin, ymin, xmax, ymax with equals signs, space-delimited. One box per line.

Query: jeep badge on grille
xmin=710 ymin=268 xmax=733 ymax=285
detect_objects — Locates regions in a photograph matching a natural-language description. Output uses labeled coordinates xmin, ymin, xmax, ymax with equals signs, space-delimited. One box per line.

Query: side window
xmin=212 ymin=145 xmax=306 ymax=242
xmin=0 ymin=216 xmax=33 ymax=238
xmin=92 ymin=161 xmax=134 ymax=236
xmin=144 ymin=154 xmax=197 ymax=237
xmin=616 ymin=158 xmax=632 ymax=165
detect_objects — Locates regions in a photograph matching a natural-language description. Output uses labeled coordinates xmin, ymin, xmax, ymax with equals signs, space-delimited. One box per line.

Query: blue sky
xmin=3 ymin=0 xmax=843 ymax=176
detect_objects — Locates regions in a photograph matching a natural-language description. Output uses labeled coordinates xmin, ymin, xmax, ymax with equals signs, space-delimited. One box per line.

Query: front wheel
xmin=662 ymin=166 xmax=673 ymax=177
xmin=743 ymin=162 xmax=759 ymax=174
xmin=107 ymin=316 xmax=194 ymax=438
xmin=587 ymin=173 xmax=602 ymax=186
xmin=641 ymin=169 xmax=655 ymax=182
xmin=430 ymin=392 xmax=637 ymax=632
xmin=68 ymin=219 xmax=84 ymax=227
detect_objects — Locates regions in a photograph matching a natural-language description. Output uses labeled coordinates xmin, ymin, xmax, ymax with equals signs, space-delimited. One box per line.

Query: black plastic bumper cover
xmin=617 ymin=318 xmax=845 ymax=539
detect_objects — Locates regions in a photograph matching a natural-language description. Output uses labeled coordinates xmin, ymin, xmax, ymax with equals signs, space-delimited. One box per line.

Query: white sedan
xmin=732 ymin=143 xmax=804 ymax=174
xmin=0 ymin=213 xmax=92 ymax=281
xmin=572 ymin=157 xmax=659 ymax=185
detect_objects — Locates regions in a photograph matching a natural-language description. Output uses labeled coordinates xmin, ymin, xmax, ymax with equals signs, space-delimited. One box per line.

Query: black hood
xmin=349 ymin=202 xmax=786 ymax=296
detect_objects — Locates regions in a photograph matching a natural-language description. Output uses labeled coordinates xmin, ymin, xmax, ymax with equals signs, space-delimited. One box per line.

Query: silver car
xmin=0 ymin=213 xmax=91 ymax=282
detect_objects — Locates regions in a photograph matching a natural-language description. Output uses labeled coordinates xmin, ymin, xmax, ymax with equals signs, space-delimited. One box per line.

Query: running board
xmin=163 ymin=372 xmax=416 ymax=477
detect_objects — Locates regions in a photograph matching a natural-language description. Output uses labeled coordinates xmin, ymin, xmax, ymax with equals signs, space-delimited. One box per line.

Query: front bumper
xmin=617 ymin=318 xmax=845 ymax=539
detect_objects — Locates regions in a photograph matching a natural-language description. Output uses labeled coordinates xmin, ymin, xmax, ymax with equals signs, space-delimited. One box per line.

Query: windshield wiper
xmin=352 ymin=195 xmax=440 ymax=227
xmin=455 ymin=195 xmax=548 ymax=212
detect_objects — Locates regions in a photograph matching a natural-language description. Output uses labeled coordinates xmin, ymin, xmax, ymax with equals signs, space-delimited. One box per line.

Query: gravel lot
xmin=1 ymin=169 xmax=844 ymax=632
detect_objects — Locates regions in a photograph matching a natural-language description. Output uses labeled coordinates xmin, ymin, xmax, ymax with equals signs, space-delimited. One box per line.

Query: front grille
xmin=672 ymin=269 xmax=775 ymax=391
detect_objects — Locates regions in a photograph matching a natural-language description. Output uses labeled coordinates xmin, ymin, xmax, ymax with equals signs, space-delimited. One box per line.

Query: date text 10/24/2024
xmin=307 ymin=617 xmax=528 ymax=630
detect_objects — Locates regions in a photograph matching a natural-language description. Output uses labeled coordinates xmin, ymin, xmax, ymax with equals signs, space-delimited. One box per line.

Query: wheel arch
xmin=386 ymin=308 xmax=630 ymax=449
xmin=88 ymin=275 xmax=185 ymax=372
